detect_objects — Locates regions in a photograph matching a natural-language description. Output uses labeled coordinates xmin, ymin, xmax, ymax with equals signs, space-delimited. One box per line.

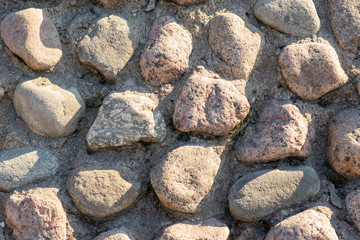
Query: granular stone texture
xmin=94 ymin=228 xmax=134 ymax=240
xmin=173 ymin=67 xmax=250 ymax=136
xmin=328 ymin=0 xmax=360 ymax=50
xmin=279 ymin=42 xmax=348 ymax=100
xmin=265 ymin=208 xmax=339 ymax=240
xmin=346 ymin=190 xmax=360 ymax=231
xmin=86 ymin=91 xmax=166 ymax=150
xmin=150 ymin=145 xmax=221 ymax=213
xmin=5 ymin=188 xmax=67 ymax=240
xmin=77 ymin=15 xmax=137 ymax=81
xmin=236 ymin=100 xmax=311 ymax=163
xmin=0 ymin=147 xmax=58 ymax=191
xmin=327 ymin=108 xmax=360 ymax=179
xmin=140 ymin=16 xmax=192 ymax=86
xmin=0 ymin=8 xmax=62 ymax=70
xmin=171 ymin=0 xmax=204 ymax=5
xmin=67 ymin=166 xmax=142 ymax=218
xmin=229 ymin=166 xmax=320 ymax=222
xmin=254 ymin=0 xmax=320 ymax=37
xmin=97 ymin=0 xmax=126 ymax=8
xmin=157 ymin=218 xmax=230 ymax=240
xmin=208 ymin=13 xmax=264 ymax=79
xmin=13 ymin=77 xmax=86 ymax=138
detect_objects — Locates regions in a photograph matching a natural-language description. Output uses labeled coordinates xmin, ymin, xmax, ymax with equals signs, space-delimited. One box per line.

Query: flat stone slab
xmin=0 ymin=147 xmax=58 ymax=191
xmin=229 ymin=166 xmax=320 ymax=222
xmin=254 ymin=0 xmax=320 ymax=37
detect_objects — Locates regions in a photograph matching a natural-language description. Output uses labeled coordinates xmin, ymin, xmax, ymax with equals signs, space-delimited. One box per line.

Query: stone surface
xmin=328 ymin=0 xmax=360 ymax=50
xmin=13 ymin=77 xmax=86 ymax=138
xmin=327 ymin=108 xmax=360 ymax=179
xmin=140 ymin=16 xmax=192 ymax=86
xmin=0 ymin=147 xmax=58 ymax=191
xmin=236 ymin=100 xmax=311 ymax=163
xmin=94 ymin=228 xmax=134 ymax=240
xmin=5 ymin=188 xmax=67 ymax=240
xmin=96 ymin=0 xmax=126 ymax=8
xmin=173 ymin=67 xmax=250 ymax=136
xmin=0 ymin=87 xmax=4 ymax=100
xmin=279 ymin=42 xmax=348 ymax=100
xmin=346 ymin=191 xmax=360 ymax=231
xmin=150 ymin=145 xmax=221 ymax=213
xmin=208 ymin=13 xmax=264 ymax=79
xmin=171 ymin=0 xmax=204 ymax=5
xmin=229 ymin=166 xmax=320 ymax=222
xmin=0 ymin=8 xmax=62 ymax=70
xmin=67 ymin=166 xmax=142 ymax=218
xmin=254 ymin=0 xmax=320 ymax=37
xmin=157 ymin=218 xmax=230 ymax=240
xmin=77 ymin=15 xmax=137 ymax=81
xmin=86 ymin=91 xmax=166 ymax=150
xmin=265 ymin=208 xmax=339 ymax=240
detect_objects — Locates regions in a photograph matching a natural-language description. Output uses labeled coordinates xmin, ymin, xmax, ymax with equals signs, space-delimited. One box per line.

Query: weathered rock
xmin=229 ymin=166 xmax=320 ymax=221
xmin=150 ymin=145 xmax=221 ymax=213
xmin=77 ymin=15 xmax=137 ymax=81
xmin=5 ymin=188 xmax=67 ymax=240
xmin=157 ymin=218 xmax=230 ymax=240
xmin=327 ymin=108 xmax=360 ymax=179
xmin=96 ymin=0 xmax=126 ymax=8
xmin=173 ymin=67 xmax=250 ymax=136
xmin=346 ymin=190 xmax=360 ymax=231
xmin=171 ymin=0 xmax=204 ymax=5
xmin=236 ymin=100 xmax=311 ymax=163
xmin=67 ymin=166 xmax=142 ymax=218
xmin=0 ymin=147 xmax=58 ymax=191
xmin=94 ymin=228 xmax=134 ymax=240
xmin=265 ymin=208 xmax=339 ymax=240
xmin=328 ymin=0 xmax=360 ymax=50
xmin=254 ymin=0 xmax=320 ymax=37
xmin=279 ymin=42 xmax=348 ymax=100
xmin=86 ymin=91 xmax=166 ymax=150
xmin=0 ymin=87 xmax=4 ymax=100
xmin=208 ymin=13 xmax=264 ymax=79
xmin=140 ymin=16 xmax=192 ymax=86
xmin=13 ymin=77 xmax=86 ymax=138
xmin=0 ymin=8 xmax=62 ymax=70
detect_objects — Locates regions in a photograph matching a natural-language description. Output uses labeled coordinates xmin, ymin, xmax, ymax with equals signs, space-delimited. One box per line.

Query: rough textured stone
xmin=0 ymin=147 xmax=58 ymax=191
xmin=94 ymin=228 xmax=134 ymax=240
xmin=327 ymin=108 xmax=360 ymax=179
xmin=157 ymin=218 xmax=230 ymax=240
xmin=173 ymin=67 xmax=250 ymax=136
xmin=0 ymin=87 xmax=4 ymax=100
xmin=5 ymin=188 xmax=67 ymax=240
xmin=67 ymin=166 xmax=142 ymax=218
xmin=254 ymin=0 xmax=320 ymax=37
xmin=0 ymin=8 xmax=62 ymax=70
xmin=86 ymin=91 xmax=166 ymax=150
xmin=140 ymin=16 xmax=192 ymax=86
xmin=208 ymin=13 xmax=264 ymax=79
xmin=279 ymin=42 xmax=348 ymax=100
xmin=96 ymin=0 xmax=126 ymax=8
xmin=229 ymin=166 xmax=320 ymax=222
xmin=150 ymin=145 xmax=221 ymax=213
xmin=171 ymin=0 xmax=204 ymax=5
xmin=328 ymin=0 xmax=360 ymax=50
xmin=346 ymin=191 xmax=360 ymax=231
xmin=77 ymin=15 xmax=137 ymax=81
xmin=265 ymin=208 xmax=339 ymax=240
xmin=236 ymin=100 xmax=311 ymax=163
xmin=13 ymin=77 xmax=86 ymax=138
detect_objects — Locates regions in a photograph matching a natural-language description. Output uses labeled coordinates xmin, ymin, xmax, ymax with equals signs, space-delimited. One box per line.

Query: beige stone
xmin=94 ymin=228 xmax=134 ymax=240
xmin=346 ymin=191 xmax=360 ymax=231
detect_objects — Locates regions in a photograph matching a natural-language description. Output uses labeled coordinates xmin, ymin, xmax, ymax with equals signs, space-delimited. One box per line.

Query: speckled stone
xmin=346 ymin=191 xmax=360 ymax=231
xmin=94 ymin=228 xmax=134 ymax=240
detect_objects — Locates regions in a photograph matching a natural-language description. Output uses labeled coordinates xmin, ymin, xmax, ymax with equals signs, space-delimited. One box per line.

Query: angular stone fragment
xmin=140 ymin=16 xmax=192 ymax=86
xmin=173 ymin=67 xmax=250 ymax=136
xmin=94 ymin=228 xmax=134 ymax=240
xmin=77 ymin=15 xmax=137 ymax=81
xmin=0 ymin=147 xmax=58 ymax=191
xmin=150 ymin=146 xmax=221 ymax=213
xmin=0 ymin=8 xmax=62 ymax=70
xmin=97 ymin=0 xmax=126 ymax=8
xmin=208 ymin=13 xmax=264 ymax=79
xmin=229 ymin=166 xmax=320 ymax=221
xmin=13 ymin=77 xmax=86 ymax=138
xmin=279 ymin=42 xmax=348 ymax=100
xmin=6 ymin=188 xmax=67 ymax=240
xmin=86 ymin=91 xmax=166 ymax=150
xmin=265 ymin=208 xmax=339 ymax=240
xmin=346 ymin=191 xmax=360 ymax=231
xmin=171 ymin=0 xmax=204 ymax=5
xmin=328 ymin=0 xmax=360 ymax=50
xmin=327 ymin=108 xmax=360 ymax=179
xmin=236 ymin=100 xmax=310 ymax=163
xmin=157 ymin=218 xmax=230 ymax=240
xmin=67 ymin=166 xmax=142 ymax=218
xmin=254 ymin=0 xmax=320 ymax=37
